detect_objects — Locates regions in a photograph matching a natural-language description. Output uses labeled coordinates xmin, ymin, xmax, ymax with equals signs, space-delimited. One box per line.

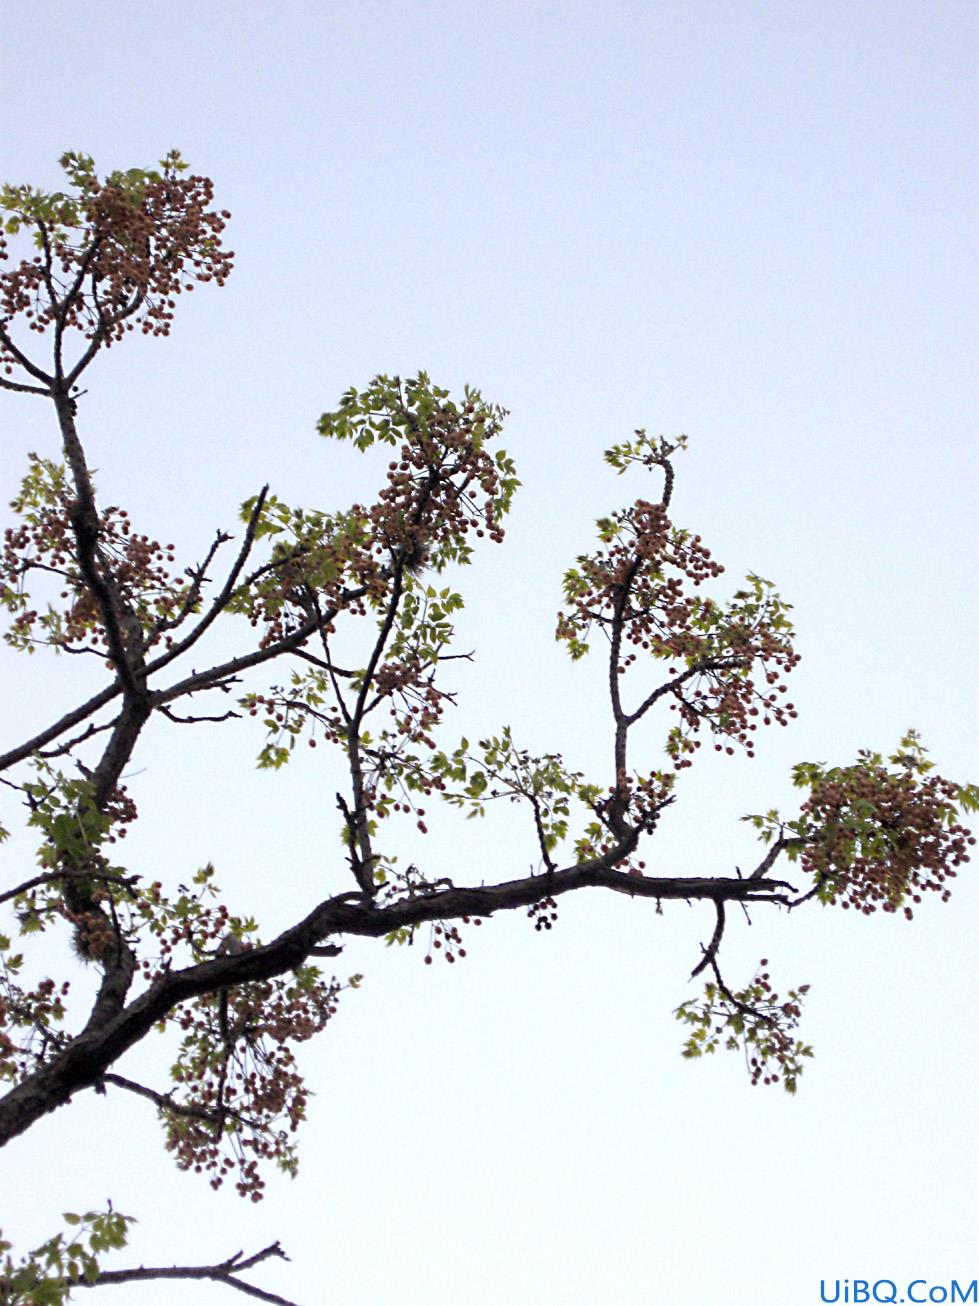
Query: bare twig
xmin=748 ymin=834 xmax=805 ymax=881
xmin=0 ymin=869 xmax=140 ymax=909
xmin=79 ymin=1240 xmax=295 ymax=1304
xmin=160 ymin=705 xmax=239 ymax=725
xmin=690 ymin=899 xmax=726 ymax=979
xmin=146 ymin=488 xmax=269 ymax=671
xmin=0 ymin=682 xmax=124 ymax=773
xmin=101 ymin=1073 xmax=227 ymax=1127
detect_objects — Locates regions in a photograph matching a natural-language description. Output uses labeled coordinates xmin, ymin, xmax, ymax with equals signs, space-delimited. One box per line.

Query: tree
xmin=0 ymin=152 xmax=974 ymax=1304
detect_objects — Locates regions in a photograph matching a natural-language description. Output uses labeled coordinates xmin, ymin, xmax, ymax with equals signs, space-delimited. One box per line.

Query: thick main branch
xmin=0 ymin=853 xmax=793 ymax=1148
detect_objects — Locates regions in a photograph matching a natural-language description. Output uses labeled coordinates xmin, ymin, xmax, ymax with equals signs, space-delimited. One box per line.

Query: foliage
xmin=745 ymin=730 xmax=978 ymax=918
xmin=675 ymin=961 xmax=813 ymax=1094
xmin=0 ymin=1208 xmax=134 ymax=1305
xmin=0 ymin=149 xmax=231 ymax=369
xmin=0 ymin=153 xmax=973 ymax=1303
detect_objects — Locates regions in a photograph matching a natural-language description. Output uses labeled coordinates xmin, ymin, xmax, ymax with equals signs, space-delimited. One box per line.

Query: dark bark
xmin=0 ymin=855 xmax=792 ymax=1148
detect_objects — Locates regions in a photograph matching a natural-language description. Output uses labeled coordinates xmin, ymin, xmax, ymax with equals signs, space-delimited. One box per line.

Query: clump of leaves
xmin=675 ymin=960 xmax=813 ymax=1094
xmin=0 ymin=1207 xmax=134 ymax=1304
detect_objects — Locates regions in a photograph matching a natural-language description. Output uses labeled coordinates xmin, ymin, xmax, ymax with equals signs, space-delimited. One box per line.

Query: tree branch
xmin=607 ymin=558 xmax=640 ymax=837
xmin=0 ymin=868 xmax=139 ymax=909
xmin=625 ymin=654 xmax=748 ymax=728
xmin=748 ymin=834 xmax=806 ymax=881
xmin=101 ymin=1072 xmax=226 ymax=1126
xmin=80 ymin=1240 xmax=295 ymax=1304
xmin=0 ymin=682 xmax=124 ymax=773
xmin=146 ymin=488 xmax=269 ymax=669
xmin=0 ymin=373 xmax=52 ymax=396
xmin=0 ymin=850 xmax=796 ymax=1148
xmin=690 ymin=899 xmax=726 ymax=979
xmin=0 ymin=321 xmax=54 ymax=387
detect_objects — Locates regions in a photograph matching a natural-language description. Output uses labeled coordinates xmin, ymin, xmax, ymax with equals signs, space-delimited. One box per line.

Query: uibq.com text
xmin=820 ymin=1280 xmax=976 ymax=1304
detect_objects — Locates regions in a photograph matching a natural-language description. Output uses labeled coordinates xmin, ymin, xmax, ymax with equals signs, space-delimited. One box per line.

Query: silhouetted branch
xmin=81 ymin=1240 xmax=294 ymax=1304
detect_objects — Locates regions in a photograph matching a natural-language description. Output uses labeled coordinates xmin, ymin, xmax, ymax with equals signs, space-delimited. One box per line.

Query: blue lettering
xmin=821 ymin=1283 xmax=842 ymax=1303
xmin=930 ymin=1289 xmax=948 ymax=1304
xmin=951 ymin=1283 xmax=978 ymax=1305
xmin=909 ymin=1283 xmax=928 ymax=1304
xmin=872 ymin=1281 xmax=898 ymax=1303
xmin=853 ymin=1283 xmax=870 ymax=1303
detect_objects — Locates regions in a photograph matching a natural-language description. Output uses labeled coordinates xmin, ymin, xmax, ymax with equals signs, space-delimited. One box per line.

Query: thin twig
xmin=690 ymin=900 xmax=725 ymax=979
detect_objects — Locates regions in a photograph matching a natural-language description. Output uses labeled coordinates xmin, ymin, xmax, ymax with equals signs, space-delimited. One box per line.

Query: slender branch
xmin=152 ymin=531 xmax=232 ymax=636
xmin=291 ymin=647 xmax=355 ymax=678
xmin=149 ymin=617 xmax=324 ymax=707
xmin=0 ymin=869 xmax=139 ymax=909
xmin=65 ymin=276 xmax=146 ymax=389
xmin=53 ymin=234 xmax=105 ymax=383
xmin=0 ymin=681 xmax=123 ymax=772
xmin=54 ymin=392 xmax=145 ymax=702
xmin=748 ymin=834 xmax=805 ymax=881
xmin=625 ymin=654 xmax=748 ymax=728
xmin=160 ymin=705 xmax=239 ymax=725
xmin=36 ymin=717 xmax=116 ymax=759
xmin=690 ymin=899 xmax=725 ymax=979
xmin=788 ymin=881 xmax=823 ymax=910
xmin=343 ymin=565 xmax=408 ymax=889
xmin=101 ymin=1072 xmax=226 ymax=1126
xmin=320 ymin=632 xmax=354 ymax=729
xmin=146 ymin=488 xmax=269 ymax=670
xmin=529 ymin=793 xmax=556 ymax=873
xmin=27 ymin=223 xmax=60 ymax=317
xmin=0 ymin=373 xmax=52 ymax=396
xmin=0 ymin=322 xmax=54 ymax=386
xmin=79 ymin=1241 xmax=295 ymax=1304
xmin=704 ymin=952 xmax=779 ymax=1032
xmin=607 ymin=558 xmax=640 ymax=836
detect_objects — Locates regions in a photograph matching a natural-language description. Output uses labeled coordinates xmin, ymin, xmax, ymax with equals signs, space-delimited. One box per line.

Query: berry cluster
xmin=675 ymin=959 xmax=813 ymax=1094
xmin=528 ymin=896 xmax=559 ymax=932
xmin=558 ymin=486 xmax=799 ymax=769
xmin=0 ymin=949 xmax=72 ymax=1085
xmin=317 ymin=374 xmax=518 ymax=572
xmin=800 ymin=757 xmax=975 ymax=917
xmin=2 ymin=454 xmax=185 ymax=655
xmin=0 ymin=150 xmax=233 ymax=375
xmin=367 ymin=399 xmax=508 ymax=570
xmin=424 ymin=919 xmax=474 ymax=964
xmin=166 ymin=968 xmax=344 ymax=1201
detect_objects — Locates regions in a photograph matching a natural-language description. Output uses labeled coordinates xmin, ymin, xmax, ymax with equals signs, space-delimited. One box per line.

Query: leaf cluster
xmin=675 ymin=961 xmax=813 ymax=1094
xmin=0 ymin=1208 xmax=134 ymax=1305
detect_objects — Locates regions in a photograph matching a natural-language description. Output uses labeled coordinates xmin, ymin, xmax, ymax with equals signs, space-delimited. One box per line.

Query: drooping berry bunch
xmin=424 ymin=920 xmax=469 ymax=964
xmin=166 ymin=966 xmax=346 ymax=1201
xmin=675 ymin=959 xmax=813 ymax=1094
xmin=528 ymin=895 xmax=559 ymax=932
xmin=794 ymin=741 xmax=976 ymax=918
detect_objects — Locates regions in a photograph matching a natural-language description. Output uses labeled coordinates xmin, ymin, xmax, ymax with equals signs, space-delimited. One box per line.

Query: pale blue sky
xmin=1 ymin=3 xmax=976 ymax=1303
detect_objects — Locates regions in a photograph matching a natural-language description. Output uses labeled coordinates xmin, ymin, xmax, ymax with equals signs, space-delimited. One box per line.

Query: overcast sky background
xmin=1 ymin=2 xmax=976 ymax=1303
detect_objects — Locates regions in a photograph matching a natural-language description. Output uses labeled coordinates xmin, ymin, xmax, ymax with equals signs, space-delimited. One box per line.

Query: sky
xmin=1 ymin=2 xmax=977 ymax=1303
